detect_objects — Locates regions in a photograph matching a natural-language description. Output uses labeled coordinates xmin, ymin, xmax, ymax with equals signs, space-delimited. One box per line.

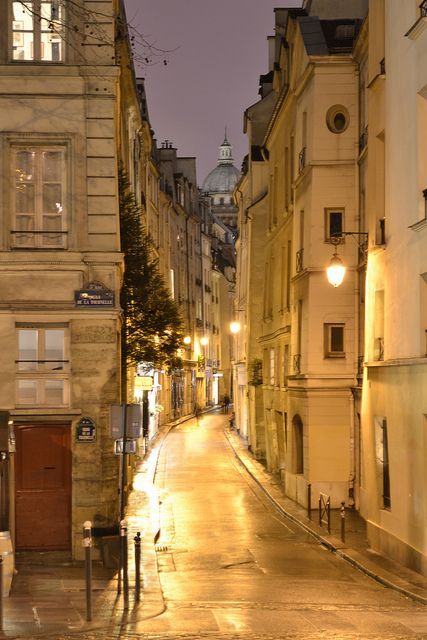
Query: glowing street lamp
xmin=183 ymin=335 xmax=191 ymax=345
xmin=326 ymin=251 xmax=346 ymax=287
xmin=200 ymin=336 xmax=209 ymax=346
xmin=229 ymin=321 xmax=241 ymax=334
xmin=326 ymin=232 xmax=368 ymax=287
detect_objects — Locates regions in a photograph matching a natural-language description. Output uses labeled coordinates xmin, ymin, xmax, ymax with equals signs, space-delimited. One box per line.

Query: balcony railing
xmin=298 ymin=146 xmax=306 ymax=174
xmin=359 ymin=125 xmax=368 ymax=153
xmin=11 ymin=229 xmax=67 ymax=249
xmin=293 ymin=353 xmax=301 ymax=375
xmin=421 ymin=0 xmax=427 ymax=18
xmin=296 ymin=248 xmax=304 ymax=273
xmin=375 ymin=337 xmax=384 ymax=361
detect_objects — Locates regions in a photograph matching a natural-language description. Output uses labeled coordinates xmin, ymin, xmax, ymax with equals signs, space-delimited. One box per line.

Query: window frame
xmin=10 ymin=142 xmax=68 ymax=250
xmin=324 ymin=323 xmax=345 ymax=358
xmin=15 ymin=324 xmax=70 ymax=407
xmin=325 ymin=207 xmax=345 ymax=242
xmin=10 ymin=0 xmax=65 ymax=63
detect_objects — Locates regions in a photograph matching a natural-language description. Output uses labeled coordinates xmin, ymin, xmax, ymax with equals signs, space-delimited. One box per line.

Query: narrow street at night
xmin=122 ymin=410 xmax=427 ymax=640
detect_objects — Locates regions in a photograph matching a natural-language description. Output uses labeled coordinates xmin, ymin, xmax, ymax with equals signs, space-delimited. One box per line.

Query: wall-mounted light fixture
xmin=326 ymin=232 xmax=368 ymax=287
xmin=229 ymin=321 xmax=241 ymax=334
xmin=200 ymin=336 xmax=209 ymax=346
xmin=183 ymin=335 xmax=192 ymax=345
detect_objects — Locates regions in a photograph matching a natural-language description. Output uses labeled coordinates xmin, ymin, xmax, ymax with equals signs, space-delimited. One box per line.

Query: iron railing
xmin=296 ymin=248 xmax=304 ymax=273
xmin=298 ymin=146 xmax=306 ymax=174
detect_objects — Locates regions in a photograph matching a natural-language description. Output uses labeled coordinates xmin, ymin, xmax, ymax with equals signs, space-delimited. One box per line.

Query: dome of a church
xmin=202 ymin=134 xmax=241 ymax=193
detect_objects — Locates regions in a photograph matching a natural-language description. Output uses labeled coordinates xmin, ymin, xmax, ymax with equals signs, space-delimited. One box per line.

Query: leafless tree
xmin=14 ymin=0 xmax=173 ymax=68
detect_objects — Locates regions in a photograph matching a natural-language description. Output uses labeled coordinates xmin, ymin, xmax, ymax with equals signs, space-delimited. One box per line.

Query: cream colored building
xmin=361 ymin=0 xmax=427 ymax=575
xmin=235 ymin=0 xmax=427 ymax=578
xmin=235 ymin=1 xmax=368 ymax=508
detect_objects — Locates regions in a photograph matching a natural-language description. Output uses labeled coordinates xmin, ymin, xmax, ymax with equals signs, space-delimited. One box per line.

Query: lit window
xmin=324 ymin=324 xmax=345 ymax=358
xmin=12 ymin=1 xmax=64 ymax=62
xmin=269 ymin=348 xmax=275 ymax=385
xmin=12 ymin=146 xmax=67 ymax=248
xmin=16 ymin=326 xmax=69 ymax=406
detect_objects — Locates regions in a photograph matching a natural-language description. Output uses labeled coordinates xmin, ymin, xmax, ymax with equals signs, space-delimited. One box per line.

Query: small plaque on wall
xmin=76 ymin=417 xmax=96 ymax=442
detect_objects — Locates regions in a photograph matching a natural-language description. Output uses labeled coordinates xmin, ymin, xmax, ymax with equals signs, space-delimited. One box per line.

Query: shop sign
xmin=135 ymin=375 xmax=154 ymax=391
xmin=75 ymin=281 xmax=114 ymax=307
xmin=76 ymin=417 xmax=96 ymax=442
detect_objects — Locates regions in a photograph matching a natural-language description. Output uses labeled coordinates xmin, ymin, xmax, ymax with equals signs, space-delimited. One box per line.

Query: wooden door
xmin=15 ymin=424 xmax=71 ymax=550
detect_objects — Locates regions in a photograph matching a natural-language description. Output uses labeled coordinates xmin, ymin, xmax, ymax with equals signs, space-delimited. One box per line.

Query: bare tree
xmin=14 ymin=0 xmax=173 ymax=68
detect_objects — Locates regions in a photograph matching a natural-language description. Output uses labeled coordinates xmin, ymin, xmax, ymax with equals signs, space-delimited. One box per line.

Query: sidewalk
xmin=225 ymin=426 xmax=427 ymax=606
xmin=0 ymin=413 xmax=185 ymax=639
xmin=1 ymin=410 xmax=426 ymax=638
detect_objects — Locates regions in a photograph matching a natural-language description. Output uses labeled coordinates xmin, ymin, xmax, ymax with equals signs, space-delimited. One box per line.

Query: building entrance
xmin=15 ymin=423 xmax=71 ymax=550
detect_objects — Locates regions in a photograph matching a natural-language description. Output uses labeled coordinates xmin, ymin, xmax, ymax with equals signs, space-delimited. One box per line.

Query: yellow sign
xmin=135 ymin=376 xmax=153 ymax=391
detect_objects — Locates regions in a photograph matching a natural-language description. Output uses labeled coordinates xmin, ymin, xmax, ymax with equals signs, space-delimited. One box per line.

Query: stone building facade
xmin=234 ymin=0 xmax=427 ymax=576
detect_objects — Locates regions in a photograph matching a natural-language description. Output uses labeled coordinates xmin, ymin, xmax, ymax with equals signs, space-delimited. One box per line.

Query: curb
xmin=224 ymin=429 xmax=427 ymax=606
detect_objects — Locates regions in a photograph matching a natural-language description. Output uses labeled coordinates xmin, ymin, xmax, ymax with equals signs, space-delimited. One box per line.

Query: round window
xmin=326 ymin=105 xmax=350 ymax=133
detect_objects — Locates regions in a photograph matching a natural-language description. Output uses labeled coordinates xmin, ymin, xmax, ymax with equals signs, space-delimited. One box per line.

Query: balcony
xmin=293 ymin=354 xmax=301 ymax=375
xmin=296 ymin=248 xmax=304 ymax=273
xmin=358 ymin=125 xmax=368 ymax=154
xmin=298 ymin=146 xmax=306 ymax=174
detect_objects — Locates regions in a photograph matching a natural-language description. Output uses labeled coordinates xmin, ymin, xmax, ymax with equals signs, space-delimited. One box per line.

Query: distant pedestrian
xmin=194 ymin=403 xmax=201 ymax=424
xmin=223 ymin=395 xmax=230 ymax=414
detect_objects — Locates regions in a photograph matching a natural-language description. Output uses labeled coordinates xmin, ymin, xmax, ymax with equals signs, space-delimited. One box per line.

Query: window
xmin=375 ymin=417 xmax=391 ymax=509
xmin=269 ymin=348 xmax=275 ymax=385
xmin=12 ymin=1 xmax=64 ymax=62
xmin=12 ymin=146 xmax=67 ymax=248
xmin=324 ymin=323 xmax=345 ymax=358
xmin=16 ymin=326 xmax=69 ymax=406
xmin=325 ymin=208 xmax=344 ymax=241
xmin=326 ymin=105 xmax=350 ymax=134
xmin=283 ymin=344 xmax=289 ymax=386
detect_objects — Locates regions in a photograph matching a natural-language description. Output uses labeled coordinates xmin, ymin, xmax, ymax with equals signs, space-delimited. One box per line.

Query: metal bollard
xmin=134 ymin=531 xmax=141 ymax=602
xmin=83 ymin=521 xmax=92 ymax=622
xmin=120 ymin=519 xmax=129 ymax=609
xmin=340 ymin=501 xmax=346 ymax=542
xmin=307 ymin=483 xmax=311 ymax=520
xmin=0 ymin=555 xmax=3 ymax=631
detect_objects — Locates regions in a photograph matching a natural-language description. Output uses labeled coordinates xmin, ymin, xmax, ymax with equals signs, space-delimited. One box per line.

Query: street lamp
xmin=229 ymin=321 xmax=241 ymax=334
xmin=183 ymin=335 xmax=191 ymax=345
xmin=200 ymin=336 xmax=208 ymax=346
xmin=326 ymin=232 xmax=368 ymax=287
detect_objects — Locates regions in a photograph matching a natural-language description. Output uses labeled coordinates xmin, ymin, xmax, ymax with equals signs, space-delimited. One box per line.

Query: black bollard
xmin=83 ymin=521 xmax=92 ymax=622
xmin=120 ymin=519 xmax=129 ymax=609
xmin=0 ymin=555 xmax=3 ymax=631
xmin=340 ymin=501 xmax=346 ymax=542
xmin=134 ymin=531 xmax=142 ymax=601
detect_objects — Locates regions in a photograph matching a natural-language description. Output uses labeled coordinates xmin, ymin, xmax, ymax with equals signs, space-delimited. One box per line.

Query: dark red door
xmin=15 ymin=424 xmax=71 ymax=550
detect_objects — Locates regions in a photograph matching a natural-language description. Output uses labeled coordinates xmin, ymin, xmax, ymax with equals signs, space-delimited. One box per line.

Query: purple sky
xmin=124 ymin=0 xmax=302 ymax=185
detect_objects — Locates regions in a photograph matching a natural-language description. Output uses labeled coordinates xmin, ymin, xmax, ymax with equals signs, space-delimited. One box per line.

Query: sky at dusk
xmin=124 ymin=0 xmax=302 ymax=186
